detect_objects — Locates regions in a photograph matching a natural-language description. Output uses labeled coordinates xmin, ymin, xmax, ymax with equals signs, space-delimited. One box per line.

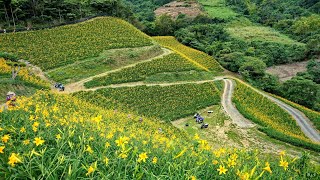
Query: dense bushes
xmin=0 ymin=0 xmax=138 ymax=31
xmin=281 ymin=77 xmax=320 ymax=111
xmin=225 ymin=0 xmax=320 ymax=57
xmin=175 ymin=24 xmax=229 ymax=55
xmin=175 ymin=24 xmax=306 ymax=73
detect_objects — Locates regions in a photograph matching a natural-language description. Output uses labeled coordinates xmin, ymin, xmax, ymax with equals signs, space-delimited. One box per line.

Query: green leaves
xmin=0 ymin=17 xmax=153 ymax=70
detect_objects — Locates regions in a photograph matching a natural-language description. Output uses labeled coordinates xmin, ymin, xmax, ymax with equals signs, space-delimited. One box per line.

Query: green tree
xmin=239 ymin=58 xmax=266 ymax=79
xmin=307 ymin=60 xmax=320 ymax=83
xmin=292 ymin=14 xmax=320 ymax=35
xmin=155 ymin=14 xmax=175 ymax=36
xmin=282 ymin=77 xmax=319 ymax=109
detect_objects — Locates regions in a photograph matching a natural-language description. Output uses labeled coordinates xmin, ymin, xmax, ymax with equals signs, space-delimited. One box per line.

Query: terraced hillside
xmin=1 ymin=16 xmax=319 ymax=179
xmin=0 ymin=17 xmax=153 ymax=70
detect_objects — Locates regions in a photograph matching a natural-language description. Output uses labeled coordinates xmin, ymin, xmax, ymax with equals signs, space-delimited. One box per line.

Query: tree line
xmin=0 ymin=0 xmax=137 ymax=31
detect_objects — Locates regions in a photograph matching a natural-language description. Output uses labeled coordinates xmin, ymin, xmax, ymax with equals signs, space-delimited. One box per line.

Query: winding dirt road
xmin=28 ymin=50 xmax=319 ymax=142
xmin=222 ymin=79 xmax=255 ymax=128
xmin=235 ymin=80 xmax=320 ymax=143
xmin=82 ymin=78 xmax=224 ymax=91
xmin=63 ymin=69 xmax=319 ymax=142
xmin=267 ymin=95 xmax=320 ymax=142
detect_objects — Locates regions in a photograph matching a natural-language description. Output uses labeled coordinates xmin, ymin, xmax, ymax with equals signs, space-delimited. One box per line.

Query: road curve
xmin=62 ymin=69 xmax=320 ymax=141
xmin=222 ymin=79 xmax=255 ymax=128
xmin=236 ymin=79 xmax=320 ymax=143
xmin=262 ymin=93 xmax=320 ymax=143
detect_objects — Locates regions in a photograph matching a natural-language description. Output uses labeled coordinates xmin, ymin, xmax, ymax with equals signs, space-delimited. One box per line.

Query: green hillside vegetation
xmin=76 ymin=82 xmax=221 ymax=122
xmin=0 ymin=17 xmax=153 ymax=70
xmin=233 ymin=80 xmax=320 ymax=152
xmin=47 ymin=45 xmax=163 ymax=84
xmin=226 ymin=24 xmax=306 ymax=66
xmin=199 ymin=0 xmax=238 ymax=20
xmin=84 ymin=53 xmax=204 ymax=88
xmin=225 ymin=0 xmax=320 ymax=50
xmin=226 ymin=26 xmax=303 ymax=45
xmin=0 ymin=0 xmax=138 ymax=31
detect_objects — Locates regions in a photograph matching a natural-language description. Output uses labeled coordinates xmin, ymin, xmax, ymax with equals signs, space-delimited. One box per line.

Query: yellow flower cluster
xmin=0 ymin=58 xmax=50 ymax=88
xmin=0 ymin=91 xmax=317 ymax=178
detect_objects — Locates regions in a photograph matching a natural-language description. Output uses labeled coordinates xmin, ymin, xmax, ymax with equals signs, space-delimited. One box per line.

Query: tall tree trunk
xmin=10 ymin=5 xmax=16 ymax=32
xmin=79 ymin=4 xmax=82 ymax=18
xmin=58 ymin=8 xmax=62 ymax=23
xmin=32 ymin=0 xmax=37 ymax=17
xmin=3 ymin=4 xmax=10 ymax=27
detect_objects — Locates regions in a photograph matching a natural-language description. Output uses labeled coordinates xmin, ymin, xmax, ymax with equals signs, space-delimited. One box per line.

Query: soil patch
xmin=266 ymin=59 xmax=320 ymax=81
xmin=154 ymin=1 xmax=202 ymax=19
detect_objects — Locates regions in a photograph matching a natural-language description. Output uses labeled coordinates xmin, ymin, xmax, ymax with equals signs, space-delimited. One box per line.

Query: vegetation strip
xmin=75 ymin=82 xmax=221 ymax=122
xmin=84 ymin=53 xmax=203 ymax=88
xmin=269 ymin=94 xmax=320 ymax=133
xmin=232 ymin=79 xmax=320 ymax=151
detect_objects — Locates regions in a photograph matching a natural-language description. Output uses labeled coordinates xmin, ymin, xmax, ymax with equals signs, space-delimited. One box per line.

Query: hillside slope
xmin=0 ymin=17 xmax=153 ymax=70
xmin=0 ymin=58 xmax=50 ymax=103
xmin=1 ymin=91 xmax=319 ymax=178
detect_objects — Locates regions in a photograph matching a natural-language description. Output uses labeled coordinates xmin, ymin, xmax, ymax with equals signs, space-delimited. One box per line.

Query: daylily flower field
xmin=1 ymin=92 xmax=318 ymax=179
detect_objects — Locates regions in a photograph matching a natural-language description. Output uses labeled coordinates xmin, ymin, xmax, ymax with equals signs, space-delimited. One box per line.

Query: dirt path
xmin=236 ymin=79 xmax=320 ymax=143
xmin=222 ymin=79 xmax=255 ymax=128
xmin=63 ymin=47 xmax=172 ymax=93
xmin=264 ymin=93 xmax=320 ymax=143
xmin=21 ymin=60 xmax=54 ymax=87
